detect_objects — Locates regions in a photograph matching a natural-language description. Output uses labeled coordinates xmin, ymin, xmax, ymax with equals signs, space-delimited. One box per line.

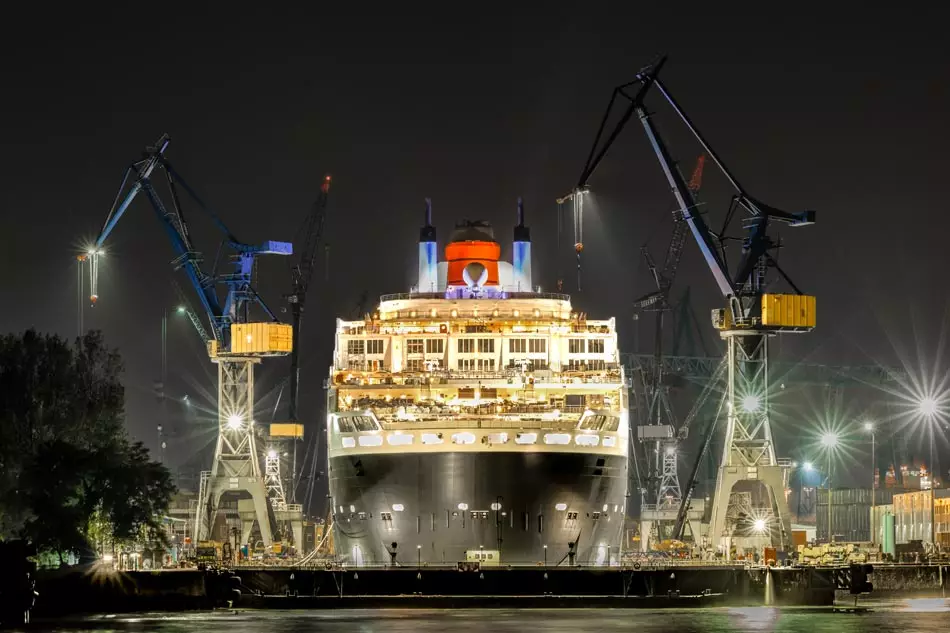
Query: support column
xmin=195 ymin=356 xmax=274 ymax=546
xmin=707 ymin=332 xmax=791 ymax=555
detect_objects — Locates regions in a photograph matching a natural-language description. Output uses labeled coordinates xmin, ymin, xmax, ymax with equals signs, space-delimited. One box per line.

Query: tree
xmin=0 ymin=330 xmax=175 ymax=561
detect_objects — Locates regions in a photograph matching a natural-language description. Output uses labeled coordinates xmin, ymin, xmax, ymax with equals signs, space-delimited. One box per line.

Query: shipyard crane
xmin=85 ymin=134 xmax=294 ymax=548
xmin=268 ymin=175 xmax=332 ymax=509
xmin=568 ymin=57 xmax=817 ymax=555
xmin=635 ymin=155 xmax=705 ymax=509
xmin=287 ymin=175 xmax=331 ymax=424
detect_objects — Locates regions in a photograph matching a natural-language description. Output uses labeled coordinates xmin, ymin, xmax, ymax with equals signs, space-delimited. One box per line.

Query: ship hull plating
xmin=329 ymin=451 xmax=627 ymax=566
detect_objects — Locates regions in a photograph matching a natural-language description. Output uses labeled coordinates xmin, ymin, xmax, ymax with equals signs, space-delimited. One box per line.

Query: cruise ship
xmin=325 ymin=200 xmax=629 ymax=566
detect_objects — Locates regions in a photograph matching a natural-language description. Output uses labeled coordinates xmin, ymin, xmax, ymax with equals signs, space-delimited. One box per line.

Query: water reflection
xmin=726 ymin=607 xmax=780 ymax=631
xmin=899 ymin=597 xmax=950 ymax=612
xmin=45 ymin=605 xmax=950 ymax=633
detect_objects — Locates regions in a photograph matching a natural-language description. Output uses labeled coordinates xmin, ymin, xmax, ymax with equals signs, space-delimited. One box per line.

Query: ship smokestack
xmin=418 ymin=198 xmax=437 ymax=293
xmin=512 ymin=197 xmax=532 ymax=292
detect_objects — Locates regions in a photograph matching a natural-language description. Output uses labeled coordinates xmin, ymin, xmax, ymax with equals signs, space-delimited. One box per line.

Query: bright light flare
xmin=919 ymin=397 xmax=938 ymax=417
xmin=803 ymin=461 xmax=814 ymax=472
xmin=227 ymin=414 xmax=243 ymax=430
xmin=820 ymin=432 xmax=839 ymax=449
xmin=863 ymin=421 xmax=874 ymax=432
xmin=267 ymin=449 xmax=277 ymax=459
xmin=752 ymin=518 xmax=767 ymax=533
xmin=741 ymin=394 xmax=761 ymax=413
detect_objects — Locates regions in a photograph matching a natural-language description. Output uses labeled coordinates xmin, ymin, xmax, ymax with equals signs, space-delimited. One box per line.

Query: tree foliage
xmin=0 ymin=330 xmax=175 ymax=559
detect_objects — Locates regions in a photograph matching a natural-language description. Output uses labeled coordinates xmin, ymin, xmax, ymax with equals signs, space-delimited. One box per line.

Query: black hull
xmin=328 ymin=451 xmax=627 ymax=566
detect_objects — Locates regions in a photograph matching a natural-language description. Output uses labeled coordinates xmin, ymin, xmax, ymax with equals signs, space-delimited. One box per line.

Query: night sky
xmin=3 ymin=8 xmax=948 ymax=496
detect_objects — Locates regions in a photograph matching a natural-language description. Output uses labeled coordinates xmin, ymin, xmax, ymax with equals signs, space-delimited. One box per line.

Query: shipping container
xmin=894 ymin=489 xmax=934 ymax=545
xmin=817 ymin=488 xmax=904 ymax=542
xmin=791 ymin=530 xmax=808 ymax=549
xmin=935 ymin=493 xmax=950 ymax=548
xmin=229 ymin=322 xmax=293 ymax=355
xmin=270 ymin=423 xmax=305 ymax=438
xmin=760 ymin=293 xmax=816 ymax=329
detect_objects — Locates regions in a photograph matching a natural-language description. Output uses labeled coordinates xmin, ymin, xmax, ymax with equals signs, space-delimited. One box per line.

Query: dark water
xmin=23 ymin=600 xmax=950 ymax=633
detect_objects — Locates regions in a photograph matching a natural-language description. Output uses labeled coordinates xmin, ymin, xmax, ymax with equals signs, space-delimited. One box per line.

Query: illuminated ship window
xmin=602 ymin=504 xmax=609 ymax=512
xmin=567 ymin=512 xmax=578 ymax=520
xmin=602 ymin=436 xmax=617 ymax=447
xmin=579 ymin=414 xmax=606 ymax=431
xmin=491 ymin=502 xmax=502 ymax=511
xmin=544 ymin=433 xmax=571 ymax=445
xmin=574 ymin=434 xmax=599 ymax=447
xmin=591 ymin=512 xmax=601 ymax=521
xmin=350 ymin=505 xmax=356 ymax=513
xmin=358 ymin=435 xmax=383 ymax=447
xmin=555 ymin=503 xmax=568 ymax=512
xmin=452 ymin=432 xmax=476 ymax=445
xmin=380 ymin=512 xmax=393 ymax=521
xmin=341 ymin=437 xmax=356 ymax=448
xmin=358 ymin=512 xmax=367 ymax=520
xmin=387 ymin=433 xmax=413 ymax=446
xmin=458 ymin=503 xmax=469 ymax=511
xmin=421 ymin=433 xmax=444 ymax=445
xmin=336 ymin=415 xmax=379 ymax=433
xmin=515 ymin=433 xmax=537 ymax=445
xmin=486 ymin=432 xmax=508 ymax=444
xmin=392 ymin=504 xmax=405 ymax=512
xmin=471 ymin=511 xmax=488 ymax=520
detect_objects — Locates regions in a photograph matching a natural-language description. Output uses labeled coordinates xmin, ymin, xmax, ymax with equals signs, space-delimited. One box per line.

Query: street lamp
xmin=863 ymin=422 xmax=877 ymax=542
xmin=918 ymin=397 xmax=940 ymax=490
xmin=919 ymin=397 xmax=938 ymax=417
xmin=803 ymin=461 xmax=814 ymax=472
xmin=820 ymin=432 xmax=839 ymax=543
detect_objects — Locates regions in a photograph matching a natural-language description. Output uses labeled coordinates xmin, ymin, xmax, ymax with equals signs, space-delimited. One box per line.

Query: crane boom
xmin=90 ymin=135 xmax=291 ymax=351
xmin=286 ymin=175 xmax=331 ymax=422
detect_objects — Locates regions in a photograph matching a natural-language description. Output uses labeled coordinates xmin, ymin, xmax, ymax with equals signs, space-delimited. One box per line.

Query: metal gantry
xmin=571 ymin=57 xmax=818 ymax=556
xmin=87 ymin=135 xmax=293 ymax=548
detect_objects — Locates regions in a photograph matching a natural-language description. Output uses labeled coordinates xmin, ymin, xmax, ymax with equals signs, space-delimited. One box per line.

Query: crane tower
xmin=564 ymin=58 xmax=816 ymax=555
xmin=86 ymin=135 xmax=293 ymax=547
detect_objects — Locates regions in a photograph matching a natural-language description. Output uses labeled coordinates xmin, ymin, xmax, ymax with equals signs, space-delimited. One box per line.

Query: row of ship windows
xmin=339 ymin=432 xmax=618 ymax=448
xmin=347 ymin=359 xmax=607 ymax=372
xmin=337 ymin=508 xmax=619 ymax=532
xmin=346 ymin=338 xmax=604 ymax=355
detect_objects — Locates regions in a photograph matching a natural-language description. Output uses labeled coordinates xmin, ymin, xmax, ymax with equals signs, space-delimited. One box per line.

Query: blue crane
xmin=89 ymin=134 xmax=292 ymax=352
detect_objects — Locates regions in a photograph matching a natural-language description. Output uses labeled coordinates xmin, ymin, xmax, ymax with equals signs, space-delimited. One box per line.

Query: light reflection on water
xmin=34 ymin=603 xmax=950 ymax=633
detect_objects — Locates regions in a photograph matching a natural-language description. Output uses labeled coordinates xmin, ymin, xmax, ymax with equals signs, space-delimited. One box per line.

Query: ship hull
xmin=328 ymin=451 xmax=627 ymax=566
